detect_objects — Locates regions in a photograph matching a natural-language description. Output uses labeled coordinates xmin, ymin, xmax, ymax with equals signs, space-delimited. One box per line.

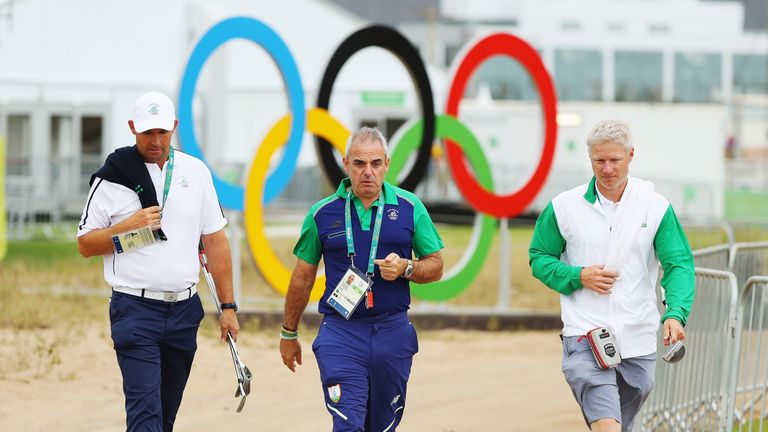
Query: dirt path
xmin=0 ymin=325 xmax=585 ymax=431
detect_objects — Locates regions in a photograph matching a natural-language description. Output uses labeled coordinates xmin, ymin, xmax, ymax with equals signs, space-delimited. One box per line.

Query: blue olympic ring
xmin=178 ymin=17 xmax=306 ymax=210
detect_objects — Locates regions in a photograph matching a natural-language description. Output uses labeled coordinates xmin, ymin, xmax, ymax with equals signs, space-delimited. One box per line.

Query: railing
xmin=637 ymin=268 xmax=739 ymax=432
xmin=694 ymin=244 xmax=731 ymax=271
xmin=730 ymin=276 xmax=768 ymax=432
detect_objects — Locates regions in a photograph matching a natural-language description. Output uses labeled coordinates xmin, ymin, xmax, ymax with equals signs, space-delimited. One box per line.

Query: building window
xmin=385 ymin=118 xmax=407 ymax=138
xmin=81 ymin=116 xmax=103 ymax=155
xmin=555 ymin=49 xmax=603 ymax=101
xmin=7 ymin=114 xmax=31 ymax=176
xmin=674 ymin=52 xmax=722 ymax=103
xmin=445 ymin=43 xmax=461 ymax=67
xmin=465 ymin=56 xmax=538 ymax=101
xmin=649 ymin=22 xmax=669 ymax=33
xmin=358 ymin=119 xmax=380 ymax=130
xmin=733 ymin=54 xmax=768 ymax=95
xmin=614 ymin=51 xmax=663 ymax=102
xmin=561 ymin=21 xmax=581 ymax=31
xmin=80 ymin=116 xmax=103 ymax=193
xmin=50 ymin=115 xmax=76 ymax=195
xmin=607 ymin=22 xmax=624 ymax=33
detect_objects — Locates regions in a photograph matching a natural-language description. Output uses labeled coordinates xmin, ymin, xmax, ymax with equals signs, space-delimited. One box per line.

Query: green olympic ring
xmin=386 ymin=115 xmax=496 ymax=301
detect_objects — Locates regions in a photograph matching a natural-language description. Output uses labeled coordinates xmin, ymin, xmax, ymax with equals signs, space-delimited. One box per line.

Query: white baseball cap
xmin=132 ymin=91 xmax=176 ymax=132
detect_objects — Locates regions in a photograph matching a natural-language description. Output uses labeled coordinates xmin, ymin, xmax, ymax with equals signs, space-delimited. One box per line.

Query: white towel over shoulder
xmin=603 ymin=176 xmax=655 ymax=273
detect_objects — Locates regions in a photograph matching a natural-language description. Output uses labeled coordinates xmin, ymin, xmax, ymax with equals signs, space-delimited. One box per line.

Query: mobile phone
xmin=662 ymin=340 xmax=686 ymax=363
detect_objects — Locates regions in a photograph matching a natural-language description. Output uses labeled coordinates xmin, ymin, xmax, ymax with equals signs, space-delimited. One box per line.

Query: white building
xmin=0 ymin=0 xmax=437 ymax=219
xmin=397 ymin=0 xmax=768 ymax=219
xmin=2 ymin=0 xmax=767 ymax=223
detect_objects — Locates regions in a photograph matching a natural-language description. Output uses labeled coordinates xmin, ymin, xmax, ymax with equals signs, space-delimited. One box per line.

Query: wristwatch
xmin=221 ymin=302 xmax=238 ymax=312
xmin=403 ymin=259 xmax=414 ymax=279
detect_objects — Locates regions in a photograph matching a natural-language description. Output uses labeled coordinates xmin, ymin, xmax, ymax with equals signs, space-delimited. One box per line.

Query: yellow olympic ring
xmin=244 ymin=108 xmax=349 ymax=301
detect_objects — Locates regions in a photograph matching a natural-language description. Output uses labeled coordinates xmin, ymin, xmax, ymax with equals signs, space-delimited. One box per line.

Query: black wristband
xmin=282 ymin=324 xmax=298 ymax=332
xmin=220 ymin=302 xmax=238 ymax=312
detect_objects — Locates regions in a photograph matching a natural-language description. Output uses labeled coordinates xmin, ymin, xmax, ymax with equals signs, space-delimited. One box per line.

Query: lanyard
xmin=161 ymin=146 xmax=175 ymax=210
xmin=345 ymin=191 xmax=385 ymax=276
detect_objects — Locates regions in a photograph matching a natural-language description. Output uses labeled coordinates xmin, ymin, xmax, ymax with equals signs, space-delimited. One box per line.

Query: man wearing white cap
xmin=77 ymin=91 xmax=239 ymax=431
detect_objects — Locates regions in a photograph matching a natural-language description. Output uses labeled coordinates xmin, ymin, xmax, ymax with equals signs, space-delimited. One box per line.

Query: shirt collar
xmin=595 ymin=185 xmax=615 ymax=206
xmin=335 ymin=178 xmax=399 ymax=206
xmin=583 ymin=176 xmax=598 ymax=205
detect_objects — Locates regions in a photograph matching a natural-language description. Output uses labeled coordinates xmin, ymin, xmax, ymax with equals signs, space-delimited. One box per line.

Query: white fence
xmin=638 ymin=242 xmax=768 ymax=431
xmin=637 ymin=268 xmax=739 ymax=431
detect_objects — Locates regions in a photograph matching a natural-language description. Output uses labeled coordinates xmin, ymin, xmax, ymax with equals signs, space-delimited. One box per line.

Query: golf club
xmin=198 ymin=240 xmax=253 ymax=413
xmin=662 ymin=340 xmax=686 ymax=363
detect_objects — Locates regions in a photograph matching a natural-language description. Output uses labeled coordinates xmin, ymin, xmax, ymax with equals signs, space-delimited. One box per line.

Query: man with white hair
xmin=280 ymin=126 xmax=444 ymax=431
xmin=529 ymin=119 xmax=694 ymax=432
xmin=78 ymin=91 xmax=239 ymax=431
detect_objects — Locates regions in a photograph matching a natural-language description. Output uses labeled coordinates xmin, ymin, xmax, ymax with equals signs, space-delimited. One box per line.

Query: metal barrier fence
xmin=637 ymin=268 xmax=739 ymax=432
xmin=730 ymin=242 xmax=768 ymax=290
xmin=694 ymin=244 xmax=731 ymax=271
xmin=730 ymin=276 xmax=768 ymax=432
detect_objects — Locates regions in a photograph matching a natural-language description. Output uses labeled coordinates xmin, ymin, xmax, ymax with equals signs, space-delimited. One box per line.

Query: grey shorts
xmin=562 ymin=336 xmax=656 ymax=431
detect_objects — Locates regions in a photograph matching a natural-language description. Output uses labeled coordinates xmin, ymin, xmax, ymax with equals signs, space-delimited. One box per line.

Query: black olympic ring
xmin=315 ymin=25 xmax=436 ymax=191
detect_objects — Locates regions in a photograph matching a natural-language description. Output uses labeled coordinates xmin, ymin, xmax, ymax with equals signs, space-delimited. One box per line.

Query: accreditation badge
xmin=111 ymin=225 xmax=161 ymax=254
xmin=327 ymin=266 xmax=372 ymax=319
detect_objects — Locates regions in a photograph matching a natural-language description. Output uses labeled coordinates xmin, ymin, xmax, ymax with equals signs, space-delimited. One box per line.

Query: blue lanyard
xmin=344 ymin=191 xmax=385 ymax=276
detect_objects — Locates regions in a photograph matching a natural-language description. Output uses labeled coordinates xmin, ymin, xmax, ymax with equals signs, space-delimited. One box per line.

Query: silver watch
xmin=403 ymin=259 xmax=414 ymax=279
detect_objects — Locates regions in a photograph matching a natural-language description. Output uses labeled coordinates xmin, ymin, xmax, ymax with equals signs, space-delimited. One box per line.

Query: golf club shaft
xmin=198 ymin=239 xmax=247 ymax=380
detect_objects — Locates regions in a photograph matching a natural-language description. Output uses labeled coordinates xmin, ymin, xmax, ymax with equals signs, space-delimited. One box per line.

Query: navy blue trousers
xmin=312 ymin=311 xmax=419 ymax=432
xmin=109 ymin=291 xmax=204 ymax=432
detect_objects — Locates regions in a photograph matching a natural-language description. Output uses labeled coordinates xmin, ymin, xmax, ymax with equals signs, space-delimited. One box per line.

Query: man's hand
xmin=580 ymin=265 xmax=619 ymax=294
xmin=220 ymin=308 xmax=239 ymax=342
xmin=663 ymin=318 xmax=685 ymax=346
xmin=280 ymin=339 xmax=302 ymax=372
xmin=374 ymin=253 xmax=407 ymax=281
xmin=124 ymin=205 xmax=162 ymax=231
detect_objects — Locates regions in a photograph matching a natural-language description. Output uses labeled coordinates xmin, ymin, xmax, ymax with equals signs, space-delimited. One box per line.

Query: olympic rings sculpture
xmin=180 ymin=17 xmax=557 ymax=301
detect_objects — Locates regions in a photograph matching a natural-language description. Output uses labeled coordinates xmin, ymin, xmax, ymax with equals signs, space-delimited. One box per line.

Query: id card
xmin=327 ymin=266 xmax=372 ymax=319
xmin=112 ymin=226 xmax=160 ymax=254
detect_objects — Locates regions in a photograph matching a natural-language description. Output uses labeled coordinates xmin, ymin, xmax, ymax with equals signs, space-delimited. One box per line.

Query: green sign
xmin=361 ymin=91 xmax=405 ymax=107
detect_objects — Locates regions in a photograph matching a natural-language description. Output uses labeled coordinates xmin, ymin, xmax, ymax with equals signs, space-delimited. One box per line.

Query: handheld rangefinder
xmin=586 ymin=327 xmax=622 ymax=369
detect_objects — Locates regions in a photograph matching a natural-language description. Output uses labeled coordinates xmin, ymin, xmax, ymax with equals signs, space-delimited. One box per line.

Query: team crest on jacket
xmin=178 ymin=176 xmax=190 ymax=188
xmin=387 ymin=209 xmax=399 ymax=221
xmin=327 ymin=384 xmax=341 ymax=403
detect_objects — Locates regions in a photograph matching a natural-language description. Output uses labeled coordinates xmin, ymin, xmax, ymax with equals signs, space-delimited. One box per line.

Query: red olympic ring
xmin=445 ymin=33 xmax=558 ymax=218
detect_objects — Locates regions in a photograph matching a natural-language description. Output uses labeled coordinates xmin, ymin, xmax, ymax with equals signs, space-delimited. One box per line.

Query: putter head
xmin=242 ymin=365 xmax=253 ymax=396
xmin=663 ymin=340 xmax=686 ymax=363
xmin=234 ymin=365 xmax=252 ymax=397
xmin=235 ymin=383 xmax=247 ymax=413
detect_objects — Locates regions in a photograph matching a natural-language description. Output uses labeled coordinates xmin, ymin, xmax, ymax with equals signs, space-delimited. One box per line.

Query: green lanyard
xmin=345 ymin=191 xmax=385 ymax=276
xmin=161 ymin=146 xmax=175 ymax=209
xmin=152 ymin=146 xmax=174 ymax=242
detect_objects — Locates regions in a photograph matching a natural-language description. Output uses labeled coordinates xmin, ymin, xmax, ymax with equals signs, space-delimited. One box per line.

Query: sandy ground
xmin=0 ymin=324 xmax=586 ymax=431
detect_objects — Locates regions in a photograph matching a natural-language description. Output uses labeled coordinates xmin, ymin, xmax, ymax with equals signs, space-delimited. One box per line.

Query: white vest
xmin=553 ymin=176 xmax=669 ymax=357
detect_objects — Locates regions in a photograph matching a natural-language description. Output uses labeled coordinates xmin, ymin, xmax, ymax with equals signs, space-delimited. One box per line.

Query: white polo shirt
xmin=78 ymin=149 xmax=226 ymax=292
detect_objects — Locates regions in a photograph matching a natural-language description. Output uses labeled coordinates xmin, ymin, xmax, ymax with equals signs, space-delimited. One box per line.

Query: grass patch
xmin=0 ymin=220 xmax=762 ymax=329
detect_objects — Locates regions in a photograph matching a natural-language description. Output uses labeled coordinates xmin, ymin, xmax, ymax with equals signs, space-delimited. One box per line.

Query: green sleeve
xmin=293 ymin=211 xmax=322 ymax=265
xmin=655 ymin=205 xmax=695 ymax=326
xmin=413 ymin=199 xmax=443 ymax=258
xmin=528 ymin=202 xmax=583 ymax=295
xmin=412 ymin=198 xmax=444 ymax=258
